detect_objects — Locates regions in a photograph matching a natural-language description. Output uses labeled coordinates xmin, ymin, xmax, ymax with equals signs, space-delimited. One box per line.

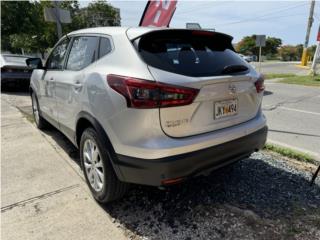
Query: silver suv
xmin=27 ymin=27 xmax=267 ymax=203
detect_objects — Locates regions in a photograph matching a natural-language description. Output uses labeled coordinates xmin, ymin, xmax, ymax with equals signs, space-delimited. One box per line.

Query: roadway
xmin=263 ymin=81 xmax=320 ymax=158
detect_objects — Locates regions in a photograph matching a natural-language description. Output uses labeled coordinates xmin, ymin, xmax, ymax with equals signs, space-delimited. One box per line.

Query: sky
xmin=81 ymin=0 xmax=320 ymax=45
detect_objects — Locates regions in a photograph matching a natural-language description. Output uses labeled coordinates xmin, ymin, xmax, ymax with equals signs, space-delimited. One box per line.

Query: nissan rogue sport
xmin=27 ymin=27 xmax=267 ymax=203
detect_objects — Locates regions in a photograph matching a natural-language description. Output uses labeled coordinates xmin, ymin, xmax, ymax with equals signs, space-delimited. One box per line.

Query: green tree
xmin=236 ymin=35 xmax=258 ymax=56
xmin=236 ymin=35 xmax=282 ymax=60
xmin=58 ymin=1 xmax=86 ymax=34
xmin=265 ymin=37 xmax=282 ymax=56
xmin=1 ymin=1 xmax=37 ymax=52
xmin=1 ymin=0 xmax=119 ymax=55
xmin=82 ymin=0 xmax=120 ymax=28
xmin=1 ymin=1 xmax=56 ymax=56
xmin=278 ymin=45 xmax=298 ymax=61
xmin=296 ymin=44 xmax=304 ymax=59
xmin=277 ymin=44 xmax=316 ymax=61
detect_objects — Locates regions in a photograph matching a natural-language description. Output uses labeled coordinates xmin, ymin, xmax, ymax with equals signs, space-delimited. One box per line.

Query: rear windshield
xmin=136 ymin=30 xmax=247 ymax=77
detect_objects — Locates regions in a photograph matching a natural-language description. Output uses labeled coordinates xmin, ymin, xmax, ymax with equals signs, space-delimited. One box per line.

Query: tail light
xmin=255 ymin=75 xmax=265 ymax=93
xmin=107 ymin=74 xmax=199 ymax=109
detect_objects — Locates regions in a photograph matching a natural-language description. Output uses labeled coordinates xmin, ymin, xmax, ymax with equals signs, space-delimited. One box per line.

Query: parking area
xmin=1 ymin=86 xmax=320 ymax=240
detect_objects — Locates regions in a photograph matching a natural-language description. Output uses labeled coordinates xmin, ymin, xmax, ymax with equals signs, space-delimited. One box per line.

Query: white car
xmin=239 ymin=54 xmax=253 ymax=62
xmin=27 ymin=27 xmax=267 ymax=203
xmin=1 ymin=54 xmax=33 ymax=86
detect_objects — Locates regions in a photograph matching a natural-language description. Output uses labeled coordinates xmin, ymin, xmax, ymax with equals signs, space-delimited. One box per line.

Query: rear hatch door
xmin=134 ymin=29 xmax=262 ymax=138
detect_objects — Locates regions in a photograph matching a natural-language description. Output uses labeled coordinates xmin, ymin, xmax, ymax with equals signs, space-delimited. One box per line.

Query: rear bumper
xmin=115 ymin=126 xmax=268 ymax=186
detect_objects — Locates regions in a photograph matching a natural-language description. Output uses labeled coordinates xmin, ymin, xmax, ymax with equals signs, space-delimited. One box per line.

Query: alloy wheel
xmin=83 ymin=139 xmax=105 ymax=192
xmin=32 ymin=93 xmax=40 ymax=125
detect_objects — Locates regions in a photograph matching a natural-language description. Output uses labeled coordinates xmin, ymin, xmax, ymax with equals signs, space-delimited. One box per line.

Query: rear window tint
xmin=136 ymin=30 xmax=247 ymax=77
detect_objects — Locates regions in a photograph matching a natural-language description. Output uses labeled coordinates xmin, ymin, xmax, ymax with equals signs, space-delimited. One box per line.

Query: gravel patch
xmin=104 ymin=152 xmax=320 ymax=240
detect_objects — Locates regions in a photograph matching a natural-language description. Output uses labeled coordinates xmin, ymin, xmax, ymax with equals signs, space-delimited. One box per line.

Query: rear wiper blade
xmin=222 ymin=65 xmax=248 ymax=74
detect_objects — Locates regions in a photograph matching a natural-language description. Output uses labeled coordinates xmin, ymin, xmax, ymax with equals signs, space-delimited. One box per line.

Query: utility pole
xmin=301 ymin=0 xmax=315 ymax=66
xmin=53 ymin=1 xmax=62 ymax=39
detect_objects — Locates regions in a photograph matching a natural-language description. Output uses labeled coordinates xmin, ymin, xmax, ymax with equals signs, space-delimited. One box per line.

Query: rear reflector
xmin=161 ymin=177 xmax=184 ymax=185
xmin=107 ymin=74 xmax=199 ymax=108
xmin=255 ymin=75 xmax=265 ymax=93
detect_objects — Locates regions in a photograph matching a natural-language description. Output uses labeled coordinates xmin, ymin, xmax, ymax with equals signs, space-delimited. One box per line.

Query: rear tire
xmin=80 ymin=128 xmax=129 ymax=203
xmin=31 ymin=92 xmax=49 ymax=129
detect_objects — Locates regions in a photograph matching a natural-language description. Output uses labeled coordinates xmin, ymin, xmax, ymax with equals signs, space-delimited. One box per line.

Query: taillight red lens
xmin=255 ymin=75 xmax=265 ymax=93
xmin=107 ymin=74 xmax=199 ymax=109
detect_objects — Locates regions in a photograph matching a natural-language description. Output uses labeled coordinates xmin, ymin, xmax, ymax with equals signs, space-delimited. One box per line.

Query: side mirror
xmin=26 ymin=58 xmax=44 ymax=69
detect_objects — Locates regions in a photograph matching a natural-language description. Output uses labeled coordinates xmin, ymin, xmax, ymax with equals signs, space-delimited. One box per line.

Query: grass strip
xmin=264 ymin=143 xmax=316 ymax=164
xmin=279 ymin=75 xmax=320 ymax=87
xmin=264 ymin=73 xmax=296 ymax=79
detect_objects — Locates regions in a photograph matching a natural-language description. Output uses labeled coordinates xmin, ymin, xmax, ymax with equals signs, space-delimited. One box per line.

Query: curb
xmin=295 ymin=65 xmax=310 ymax=69
xmin=267 ymin=139 xmax=320 ymax=163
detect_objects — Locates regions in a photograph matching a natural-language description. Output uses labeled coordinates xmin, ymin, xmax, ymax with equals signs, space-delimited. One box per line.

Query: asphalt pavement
xmin=263 ymin=81 xmax=320 ymax=159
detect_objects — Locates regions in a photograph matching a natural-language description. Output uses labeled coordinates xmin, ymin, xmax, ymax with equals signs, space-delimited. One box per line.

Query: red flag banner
xmin=317 ymin=26 xmax=320 ymax=41
xmin=140 ymin=0 xmax=177 ymax=27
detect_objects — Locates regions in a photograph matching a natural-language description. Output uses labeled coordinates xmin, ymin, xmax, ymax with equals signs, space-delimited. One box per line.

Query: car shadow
xmin=42 ymin=127 xmax=80 ymax=163
xmin=263 ymin=90 xmax=273 ymax=96
xmin=100 ymin=156 xmax=320 ymax=238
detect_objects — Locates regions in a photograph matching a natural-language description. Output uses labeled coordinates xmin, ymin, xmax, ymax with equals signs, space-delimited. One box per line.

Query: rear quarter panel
xmin=80 ymin=33 xmax=165 ymax=155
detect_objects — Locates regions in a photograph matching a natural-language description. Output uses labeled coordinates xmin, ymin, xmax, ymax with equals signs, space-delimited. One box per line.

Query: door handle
xmin=49 ymin=77 xmax=54 ymax=81
xmin=72 ymin=81 xmax=83 ymax=90
xmin=73 ymin=83 xmax=83 ymax=87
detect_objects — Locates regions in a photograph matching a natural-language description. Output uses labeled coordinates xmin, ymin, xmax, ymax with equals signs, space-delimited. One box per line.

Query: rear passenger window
xmin=66 ymin=36 xmax=99 ymax=71
xmin=99 ymin=37 xmax=112 ymax=58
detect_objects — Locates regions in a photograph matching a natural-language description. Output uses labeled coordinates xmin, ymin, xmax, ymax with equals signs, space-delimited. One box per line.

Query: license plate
xmin=214 ymin=99 xmax=238 ymax=119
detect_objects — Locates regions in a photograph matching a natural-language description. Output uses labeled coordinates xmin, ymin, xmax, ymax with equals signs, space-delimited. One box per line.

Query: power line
xmin=247 ymin=12 xmax=307 ymax=22
xmin=175 ymin=1 xmax=234 ymax=16
xmin=216 ymin=2 xmax=308 ymax=27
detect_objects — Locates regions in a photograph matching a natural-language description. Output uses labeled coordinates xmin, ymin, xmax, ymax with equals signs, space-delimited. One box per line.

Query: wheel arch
xmin=75 ymin=111 xmax=125 ymax=180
